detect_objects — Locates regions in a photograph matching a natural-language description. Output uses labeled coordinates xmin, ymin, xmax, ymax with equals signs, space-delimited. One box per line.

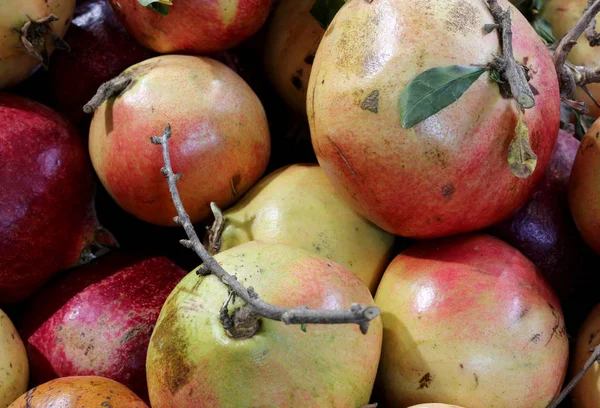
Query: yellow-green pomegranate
xmin=146 ymin=242 xmax=382 ymax=407
xmin=0 ymin=310 xmax=28 ymax=408
xmin=1 ymin=0 xmax=74 ymax=89
xmin=218 ymin=164 xmax=395 ymax=292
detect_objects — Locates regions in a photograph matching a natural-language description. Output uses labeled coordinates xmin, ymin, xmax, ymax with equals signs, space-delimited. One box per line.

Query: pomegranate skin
xmin=19 ymin=253 xmax=186 ymax=403
xmin=490 ymin=129 xmax=583 ymax=303
xmin=108 ymin=0 xmax=274 ymax=54
xmin=48 ymin=0 xmax=155 ymax=128
xmin=0 ymin=94 xmax=103 ymax=304
xmin=307 ymin=0 xmax=560 ymax=238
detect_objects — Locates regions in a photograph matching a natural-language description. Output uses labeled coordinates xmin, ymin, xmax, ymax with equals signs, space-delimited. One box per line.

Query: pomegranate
xmin=570 ymin=303 xmax=600 ymax=408
xmin=0 ymin=0 xmax=75 ymax=89
xmin=569 ymin=117 xmax=600 ymax=254
xmin=107 ymin=0 xmax=274 ymax=53
xmin=146 ymin=241 xmax=382 ymax=407
xmin=19 ymin=253 xmax=186 ymax=402
xmin=490 ymin=129 xmax=582 ymax=303
xmin=0 ymin=94 xmax=114 ymax=304
xmin=307 ymin=0 xmax=560 ymax=238
xmin=48 ymin=0 xmax=155 ymax=128
xmin=8 ymin=376 xmax=148 ymax=407
xmin=0 ymin=310 xmax=28 ymax=408
xmin=88 ymin=55 xmax=271 ymax=226
xmin=218 ymin=163 xmax=395 ymax=293
xmin=542 ymin=0 xmax=600 ymax=117
xmin=374 ymin=234 xmax=568 ymax=407
xmin=263 ymin=0 xmax=327 ymax=113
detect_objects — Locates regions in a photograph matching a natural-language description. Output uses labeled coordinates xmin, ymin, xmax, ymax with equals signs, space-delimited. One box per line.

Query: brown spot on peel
xmin=417 ymin=372 xmax=433 ymax=389
xmin=360 ymin=90 xmax=379 ymax=113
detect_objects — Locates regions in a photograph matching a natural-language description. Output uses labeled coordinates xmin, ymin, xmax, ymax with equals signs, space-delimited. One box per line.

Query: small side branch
xmin=487 ymin=0 xmax=535 ymax=109
xmin=83 ymin=74 xmax=133 ymax=114
xmin=547 ymin=344 xmax=600 ymax=408
xmin=585 ymin=18 xmax=600 ymax=46
xmin=553 ymin=0 xmax=600 ymax=99
xmin=151 ymin=124 xmax=380 ymax=335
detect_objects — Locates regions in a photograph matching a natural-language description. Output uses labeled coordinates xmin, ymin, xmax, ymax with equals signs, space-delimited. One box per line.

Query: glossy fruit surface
xmin=8 ymin=376 xmax=148 ymax=407
xmin=308 ymin=0 xmax=560 ymax=238
xmin=108 ymin=0 xmax=274 ymax=54
xmin=219 ymin=164 xmax=395 ymax=292
xmin=89 ymin=55 xmax=270 ymax=226
xmin=147 ymin=242 xmax=382 ymax=408
xmin=0 ymin=94 xmax=107 ymax=304
xmin=0 ymin=310 xmax=28 ymax=408
xmin=374 ymin=234 xmax=568 ymax=407
xmin=570 ymin=303 xmax=600 ymax=408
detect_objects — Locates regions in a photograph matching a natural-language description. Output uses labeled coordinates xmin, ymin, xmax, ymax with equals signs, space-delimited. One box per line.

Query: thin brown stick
xmin=547 ymin=344 xmax=600 ymax=408
xmin=83 ymin=74 xmax=133 ymax=114
xmin=487 ymin=0 xmax=535 ymax=109
xmin=150 ymin=124 xmax=381 ymax=334
xmin=584 ymin=18 xmax=600 ymax=46
xmin=553 ymin=0 xmax=600 ymax=99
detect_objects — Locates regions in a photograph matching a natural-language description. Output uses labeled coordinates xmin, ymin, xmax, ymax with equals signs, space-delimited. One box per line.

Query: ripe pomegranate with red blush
xmin=108 ymin=0 xmax=274 ymax=54
xmin=19 ymin=253 xmax=186 ymax=402
xmin=0 ymin=94 xmax=113 ymax=304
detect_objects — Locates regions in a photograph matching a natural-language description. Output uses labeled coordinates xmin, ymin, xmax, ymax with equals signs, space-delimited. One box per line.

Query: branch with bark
xmin=547 ymin=344 xmax=600 ymax=408
xmin=487 ymin=0 xmax=535 ymax=109
xmin=150 ymin=124 xmax=381 ymax=336
xmin=553 ymin=0 xmax=600 ymax=103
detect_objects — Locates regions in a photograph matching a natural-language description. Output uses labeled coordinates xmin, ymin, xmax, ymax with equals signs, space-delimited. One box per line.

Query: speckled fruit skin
xmin=409 ymin=405 xmax=466 ymax=408
xmin=48 ymin=0 xmax=155 ymax=128
xmin=0 ymin=310 xmax=28 ymax=408
xmin=569 ymin=118 xmax=600 ymax=254
xmin=263 ymin=0 xmax=325 ymax=113
xmin=108 ymin=0 xmax=273 ymax=54
xmin=543 ymin=0 xmax=600 ymax=118
xmin=8 ymin=376 xmax=148 ymax=407
xmin=0 ymin=0 xmax=75 ymax=89
xmin=490 ymin=129 xmax=582 ymax=303
xmin=88 ymin=55 xmax=271 ymax=226
xmin=19 ymin=253 xmax=186 ymax=402
xmin=308 ymin=0 xmax=560 ymax=239
xmin=571 ymin=303 xmax=600 ymax=408
xmin=0 ymin=94 xmax=105 ymax=304
xmin=146 ymin=242 xmax=382 ymax=408
xmin=218 ymin=164 xmax=395 ymax=293
xmin=374 ymin=234 xmax=568 ymax=408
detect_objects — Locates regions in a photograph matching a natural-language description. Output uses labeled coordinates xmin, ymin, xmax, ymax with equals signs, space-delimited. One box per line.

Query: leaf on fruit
xmin=399 ymin=65 xmax=487 ymax=129
xmin=310 ymin=0 xmax=345 ymax=30
xmin=138 ymin=0 xmax=172 ymax=15
xmin=532 ymin=17 xmax=556 ymax=44
xmin=508 ymin=109 xmax=537 ymax=178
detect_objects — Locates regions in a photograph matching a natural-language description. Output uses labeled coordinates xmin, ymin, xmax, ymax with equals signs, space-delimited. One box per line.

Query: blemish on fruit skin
xmin=441 ymin=184 xmax=455 ymax=200
xmin=360 ymin=90 xmax=379 ymax=113
xmin=417 ymin=372 xmax=433 ymax=389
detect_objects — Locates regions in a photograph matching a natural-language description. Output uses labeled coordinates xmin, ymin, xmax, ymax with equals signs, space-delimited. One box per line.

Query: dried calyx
xmin=19 ymin=14 xmax=70 ymax=68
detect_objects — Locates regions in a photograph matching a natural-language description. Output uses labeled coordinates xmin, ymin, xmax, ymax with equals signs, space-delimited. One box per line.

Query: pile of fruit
xmin=1 ymin=0 xmax=600 ymax=407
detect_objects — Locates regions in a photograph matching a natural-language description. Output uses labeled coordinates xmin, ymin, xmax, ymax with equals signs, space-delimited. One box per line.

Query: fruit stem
xmin=487 ymin=0 xmax=535 ymax=109
xmin=546 ymin=344 xmax=600 ymax=408
xmin=150 ymin=124 xmax=381 ymax=335
xmin=83 ymin=74 xmax=133 ymax=114
xmin=19 ymin=14 xmax=69 ymax=68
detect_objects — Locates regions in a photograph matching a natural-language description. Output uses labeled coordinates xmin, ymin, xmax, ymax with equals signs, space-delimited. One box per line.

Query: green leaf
xmin=532 ymin=0 xmax=545 ymax=13
xmin=574 ymin=110 xmax=597 ymax=140
xmin=532 ymin=17 xmax=556 ymax=44
xmin=138 ymin=0 xmax=172 ymax=15
xmin=310 ymin=0 xmax=345 ymax=30
xmin=301 ymin=323 xmax=307 ymax=332
xmin=399 ymin=65 xmax=487 ymax=129
xmin=508 ymin=109 xmax=538 ymax=178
